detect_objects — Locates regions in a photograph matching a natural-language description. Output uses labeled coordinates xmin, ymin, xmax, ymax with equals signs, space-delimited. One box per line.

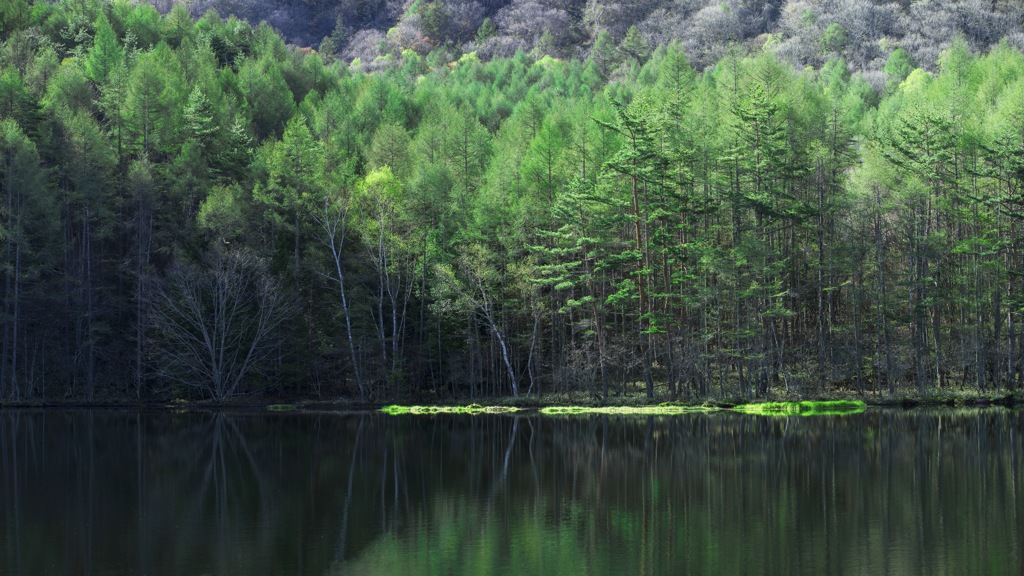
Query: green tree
xmin=183 ymin=86 xmax=217 ymax=149
xmin=595 ymin=98 xmax=670 ymax=398
xmin=238 ymin=55 xmax=294 ymax=140
xmin=352 ymin=167 xmax=416 ymax=391
xmin=476 ymin=18 xmax=497 ymax=44
xmin=880 ymin=102 xmax=958 ymax=391
xmin=884 ymin=48 xmax=914 ymax=94
xmin=256 ymin=115 xmax=323 ymax=275
xmin=97 ymin=59 xmax=130 ymax=167
xmin=619 ymin=25 xmax=650 ymax=65
xmin=0 ymin=68 xmax=34 ymax=133
xmin=821 ymin=23 xmax=847 ymax=56
xmin=125 ymin=48 xmax=171 ymax=159
xmin=367 ymin=122 xmax=411 ymax=181
xmin=84 ymin=14 xmax=123 ymax=84
xmin=0 ymin=0 xmax=29 ymax=37
xmin=590 ymin=30 xmax=619 ymax=80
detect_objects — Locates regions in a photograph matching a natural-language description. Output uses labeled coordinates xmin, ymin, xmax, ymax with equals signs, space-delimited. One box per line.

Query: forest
xmin=0 ymin=0 xmax=1023 ymax=402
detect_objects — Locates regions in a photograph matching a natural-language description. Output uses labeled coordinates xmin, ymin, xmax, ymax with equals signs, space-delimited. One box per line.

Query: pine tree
xmin=84 ymin=14 xmax=124 ymax=85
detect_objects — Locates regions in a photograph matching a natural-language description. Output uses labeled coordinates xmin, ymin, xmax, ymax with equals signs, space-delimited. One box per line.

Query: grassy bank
xmin=378 ymin=400 xmax=866 ymax=417
xmin=374 ymin=390 xmax=1020 ymax=417
xmin=538 ymin=404 xmax=722 ymax=415
xmin=2 ymin=388 xmax=1018 ymax=414
xmin=731 ymin=400 xmax=867 ymax=416
xmin=380 ymin=404 xmax=522 ymax=415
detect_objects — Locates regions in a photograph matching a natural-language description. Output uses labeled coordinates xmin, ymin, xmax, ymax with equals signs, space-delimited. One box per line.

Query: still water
xmin=1 ymin=409 xmax=1022 ymax=575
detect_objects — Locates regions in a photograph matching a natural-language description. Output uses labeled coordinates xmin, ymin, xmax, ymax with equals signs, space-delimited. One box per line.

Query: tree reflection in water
xmin=0 ymin=409 xmax=1022 ymax=575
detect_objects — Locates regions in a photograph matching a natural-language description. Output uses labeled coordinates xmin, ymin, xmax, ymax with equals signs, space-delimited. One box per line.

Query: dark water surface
xmin=1 ymin=409 xmax=1022 ymax=575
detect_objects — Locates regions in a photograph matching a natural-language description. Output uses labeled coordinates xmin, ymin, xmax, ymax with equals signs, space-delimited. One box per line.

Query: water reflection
xmin=1 ymin=409 xmax=1022 ymax=575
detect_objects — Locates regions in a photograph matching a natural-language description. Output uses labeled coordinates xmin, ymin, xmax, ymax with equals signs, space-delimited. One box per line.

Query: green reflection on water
xmin=1 ymin=409 xmax=1021 ymax=575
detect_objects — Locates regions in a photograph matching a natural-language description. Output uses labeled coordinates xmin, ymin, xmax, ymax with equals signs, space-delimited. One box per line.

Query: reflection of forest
xmin=1 ymin=410 xmax=1022 ymax=575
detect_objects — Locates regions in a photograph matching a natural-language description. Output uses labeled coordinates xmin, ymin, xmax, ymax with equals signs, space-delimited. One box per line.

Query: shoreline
xmin=1 ymin=390 xmax=1020 ymax=413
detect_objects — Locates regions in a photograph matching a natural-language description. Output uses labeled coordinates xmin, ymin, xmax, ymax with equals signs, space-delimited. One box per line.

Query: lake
xmin=1 ymin=408 xmax=1021 ymax=575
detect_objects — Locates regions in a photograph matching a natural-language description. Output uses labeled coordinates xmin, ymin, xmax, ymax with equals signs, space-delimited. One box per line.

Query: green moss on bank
xmin=381 ymin=404 xmax=522 ymax=415
xmin=538 ymin=400 xmax=866 ymax=417
xmin=379 ymin=399 xmax=873 ymax=417
xmin=732 ymin=400 xmax=867 ymax=416
xmin=381 ymin=400 xmax=867 ymax=417
xmin=539 ymin=404 xmax=722 ymax=416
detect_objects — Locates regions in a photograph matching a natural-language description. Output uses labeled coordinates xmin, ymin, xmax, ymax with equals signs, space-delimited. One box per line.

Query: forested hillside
xmin=170 ymin=0 xmax=1024 ymax=81
xmin=0 ymin=0 xmax=1022 ymax=402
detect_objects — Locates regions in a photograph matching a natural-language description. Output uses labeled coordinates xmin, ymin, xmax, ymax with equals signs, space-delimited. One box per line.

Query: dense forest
xmin=0 ymin=0 xmax=1023 ymax=402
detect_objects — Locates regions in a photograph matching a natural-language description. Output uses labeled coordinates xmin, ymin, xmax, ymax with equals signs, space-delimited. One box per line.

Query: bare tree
xmin=681 ymin=2 xmax=742 ymax=69
xmin=150 ymin=249 xmax=294 ymax=400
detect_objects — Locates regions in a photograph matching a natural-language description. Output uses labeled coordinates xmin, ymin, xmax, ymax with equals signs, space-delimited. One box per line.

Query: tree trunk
xmin=317 ymin=201 xmax=365 ymax=400
xmin=478 ymin=288 xmax=518 ymax=398
xmin=875 ymin=186 xmax=893 ymax=395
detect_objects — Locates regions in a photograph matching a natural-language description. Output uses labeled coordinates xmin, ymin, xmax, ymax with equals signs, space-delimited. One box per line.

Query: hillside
xmin=177 ymin=0 xmax=1024 ymax=78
